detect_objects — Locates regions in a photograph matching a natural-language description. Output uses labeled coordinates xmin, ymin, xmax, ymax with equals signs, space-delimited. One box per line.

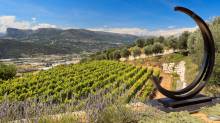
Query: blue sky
xmin=0 ymin=0 xmax=219 ymax=36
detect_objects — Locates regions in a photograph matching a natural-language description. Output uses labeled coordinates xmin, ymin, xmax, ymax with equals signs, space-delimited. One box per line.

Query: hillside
xmin=0 ymin=28 xmax=138 ymax=58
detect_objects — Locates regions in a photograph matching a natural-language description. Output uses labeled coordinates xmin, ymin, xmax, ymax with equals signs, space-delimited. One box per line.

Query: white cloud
xmin=148 ymin=27 xmax=197 ymax=36
xmin=0 ymin=16 xmax=30 ymax=32
xmin=0 ymin=16 xmax=57 ymax=33
xmin=168 ymin=25 xmax=176 ymax=29
xmin=32 ymin=23 xmax=57 ymax=30
xmin=89 ymin=28 xmax=149 ymax=36
xmin=88 ymin=27 xmax=197 ymax=37
xmin=32 ymin=17 xmax=36 ymax=22
xmin=0 ymin=15 xmax=196 ymax=36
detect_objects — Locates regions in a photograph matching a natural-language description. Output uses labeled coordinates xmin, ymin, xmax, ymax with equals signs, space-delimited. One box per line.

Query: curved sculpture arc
xmin=152 ymin=6 xmax=215 ymax=100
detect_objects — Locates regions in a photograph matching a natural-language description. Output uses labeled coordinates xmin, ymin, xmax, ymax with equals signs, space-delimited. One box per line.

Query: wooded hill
xmin=0 ymin=28 xmax=137 ymax=58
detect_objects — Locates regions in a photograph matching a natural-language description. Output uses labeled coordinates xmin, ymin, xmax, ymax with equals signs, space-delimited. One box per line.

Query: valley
xmin=0 ymin=54 xmax=81 ymax=76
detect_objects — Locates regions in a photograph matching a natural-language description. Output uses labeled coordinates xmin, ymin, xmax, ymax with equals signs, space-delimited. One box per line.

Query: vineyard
xmin=0 ymin=60 xmax=160 ymax=106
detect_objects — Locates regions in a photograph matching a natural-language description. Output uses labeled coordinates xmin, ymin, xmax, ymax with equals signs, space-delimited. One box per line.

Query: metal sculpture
xmin=152 ymin=6 xmax=215 ymax=100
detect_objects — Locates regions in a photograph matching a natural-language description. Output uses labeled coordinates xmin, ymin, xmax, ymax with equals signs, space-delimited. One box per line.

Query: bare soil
xmin=154 ymin=72 xmax=172 ymax=99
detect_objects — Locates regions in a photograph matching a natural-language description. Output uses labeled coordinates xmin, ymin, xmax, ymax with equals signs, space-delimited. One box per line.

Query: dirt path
xmin=154 ymin=72 xmax=172 ymax=99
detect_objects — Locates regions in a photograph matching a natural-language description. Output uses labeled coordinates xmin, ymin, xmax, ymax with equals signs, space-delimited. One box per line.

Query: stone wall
xmin=119 ymin=49 xmax=175 ymax=62
xmin=162 ymin=61 xmax=186 ymax=89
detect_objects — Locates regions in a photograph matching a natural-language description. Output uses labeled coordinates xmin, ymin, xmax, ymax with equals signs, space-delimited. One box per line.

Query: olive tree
xmin=131 ymin=47 xmax=142 ymax=57
xmin=152 ymin=43 xmax=164 ymax=54
xmin=135 ymin=39 xmax=145 ymax=48
xmin=166 ymin=36 xmax=178 ymax=50
xmin=144 ymin=45 xmax=153 ymax=55
xmin=120 ymin=48 xmax=131 ymax=57
xmin=113 ymin=50 xmax=121 ymax=60
xmin=178 ymin=31 xmax=190 ymax=50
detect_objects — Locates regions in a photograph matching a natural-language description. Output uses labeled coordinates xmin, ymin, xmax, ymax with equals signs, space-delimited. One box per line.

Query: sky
xmin=0 ymin=0 xmax=219 ymax=36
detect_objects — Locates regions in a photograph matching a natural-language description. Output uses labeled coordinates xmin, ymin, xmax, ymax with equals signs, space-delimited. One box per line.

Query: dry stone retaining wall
xmin=162 ymin=61 xmax=186 ymax=89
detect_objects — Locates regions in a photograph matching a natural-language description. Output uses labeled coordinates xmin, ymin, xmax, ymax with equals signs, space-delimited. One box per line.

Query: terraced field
xmin=0 ymin=60 xmax=160 ymax=105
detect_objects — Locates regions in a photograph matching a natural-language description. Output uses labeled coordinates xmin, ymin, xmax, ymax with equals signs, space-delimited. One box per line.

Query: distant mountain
xmin=0 ymin=28 xmax=138 ymax=58
xmin=0 ymin=33 xmax=5 ymax=37
xmin=5 ymin=28 xmax=137 ymax=43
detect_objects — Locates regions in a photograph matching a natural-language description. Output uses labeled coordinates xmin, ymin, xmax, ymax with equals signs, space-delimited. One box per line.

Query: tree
xmin=104 ymin=48 xmax=116 ymax=60
xmin=166 ymin=36 xmax=178 ymax=50
xmin=0 ymin=63 xmax=17 ymax=80
xmin=187 ymin=30 xmax=203 ymax=64
xmin=135 ymin=39 xmax=145 ymax=48
xmin=131 ymin=47 xmax=141 ymax=57
xmin=178 ymin=31 xmax=190 ymax=49
xmin=152 ymin=43 xmax=164 ymax=54
xmin=186 ymin=17 xmax=220 ymax=85
xmin=187 ymin=33 xmax=197 ymax=54
xmin=144 ymin=45 xmax=153 ymax=55
xmin=120 ymin=48 xmax=131 ymax=57
xmin=211 ymin=55 xmax=220 ymax=84
xmin=155 ymin=36 xmax=165 ymax=43
xmin=113 ymin=50 xmax=121 ymax=60
xmin=212 ymin=16 xmax=220 ymax=25
xmin=145 ymin=38 xmax=154 ymax=46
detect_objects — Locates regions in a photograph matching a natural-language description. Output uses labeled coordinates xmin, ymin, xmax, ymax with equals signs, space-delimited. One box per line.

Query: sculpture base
xmin=149 ymin=95 xmax=220 ymax=113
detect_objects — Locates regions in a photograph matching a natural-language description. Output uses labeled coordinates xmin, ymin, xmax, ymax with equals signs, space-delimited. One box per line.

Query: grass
xmin=37 ymin=114 xmax=83 ymax=123
xmin=184 ymin=56 xmax=199 ymax=84
xmin=171 ymin=72 xmax=179 ymax=91
xmin=156 ymin=112 xmax=204 ymax=123
xmin=10 ymin=113 xmax=83 ymax=123
xmin=201 ymin=104 xmax=220 ymax=116
xmin=203 ymin=84 xmax=220 ymax=97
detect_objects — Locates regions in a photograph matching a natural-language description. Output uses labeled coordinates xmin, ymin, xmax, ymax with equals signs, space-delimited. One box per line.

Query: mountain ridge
xmin=0 ymin=28 xmax=138 ymax=58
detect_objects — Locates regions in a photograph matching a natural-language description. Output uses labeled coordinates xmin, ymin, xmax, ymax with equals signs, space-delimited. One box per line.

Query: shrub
xmin=0 ymin=63 xmax=17 ymax=80
xmin=94 ymin=104 xmax=138 ymax=123
xmin=95 ymin=54 xmax=106 ymax=60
